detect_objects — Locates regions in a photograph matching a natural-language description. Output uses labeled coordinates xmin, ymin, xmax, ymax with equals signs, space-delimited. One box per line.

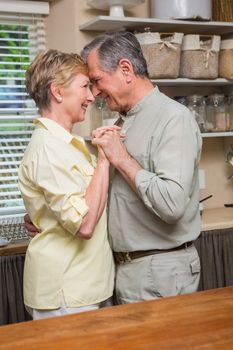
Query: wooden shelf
xmin=79 ymin=16 xmax=233 ymax=36
xmin=152 ymin=78 xmax=233 ymax=86
xmin=201 ymin=132 xmax=233 ymax=138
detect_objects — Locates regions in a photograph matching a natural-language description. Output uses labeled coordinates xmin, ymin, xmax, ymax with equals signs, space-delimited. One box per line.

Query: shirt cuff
xmin=63 ymin=197 xmax=89 ymax=235
xmin=70 ymin=197 xmax=89 ymax=217
xmin=135 ymin=169 xmax=155 ymax=195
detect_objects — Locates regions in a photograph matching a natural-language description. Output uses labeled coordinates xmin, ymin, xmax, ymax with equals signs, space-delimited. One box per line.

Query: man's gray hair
xmin=81 ymin=31 xmax=149 ymax=78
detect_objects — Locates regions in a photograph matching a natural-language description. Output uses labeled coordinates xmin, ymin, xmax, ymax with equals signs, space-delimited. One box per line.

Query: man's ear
xmin=118 ymin=59 xmax=133 ymax=82
xmin=50 ymin=82 xmax=63 ymax=103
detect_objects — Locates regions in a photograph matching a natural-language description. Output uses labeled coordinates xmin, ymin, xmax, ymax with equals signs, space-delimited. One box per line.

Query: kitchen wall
xmin=44 ymin=0 xmax=233 ymax=209
xmin=46 ymin=0 xmax=150 ymax=53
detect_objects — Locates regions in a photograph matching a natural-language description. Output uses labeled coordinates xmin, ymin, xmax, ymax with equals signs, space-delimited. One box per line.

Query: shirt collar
xmin=126 ymin=86 xmax=159 ymax=117
xmin=115 ymin=87 xmax=159 ymax=134
xmin=34 ymin=117 xmax=73 ymax=143
xmin=34 ymin=117 xmax=92 ymax=162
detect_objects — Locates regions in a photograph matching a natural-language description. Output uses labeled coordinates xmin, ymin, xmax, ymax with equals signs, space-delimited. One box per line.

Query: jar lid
xmin=207 ymin=94 xmax=226 ymax=104
xmin=187 ymin=95 xmax=204 ymax=102
xmin=208 ymin=93 xmax=225 ymax=100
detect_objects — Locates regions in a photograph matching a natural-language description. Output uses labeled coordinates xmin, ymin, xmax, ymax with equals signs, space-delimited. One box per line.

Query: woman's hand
xmin=97 ymin=144 xmax=109 ymax=165
xmin=92 ymin=126 xmax=126 ymax=166
xmin=92 ymin=129 xmax=128 ymax=166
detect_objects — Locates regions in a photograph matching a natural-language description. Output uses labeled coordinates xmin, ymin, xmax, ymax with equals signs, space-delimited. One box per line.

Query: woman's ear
xmin=50 ymin=82 xmax=62 ymax=103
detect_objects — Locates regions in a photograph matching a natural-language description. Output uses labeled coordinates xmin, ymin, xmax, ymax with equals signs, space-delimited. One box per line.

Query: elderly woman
xmin=18 ymin=49 xmax=115 ymax=320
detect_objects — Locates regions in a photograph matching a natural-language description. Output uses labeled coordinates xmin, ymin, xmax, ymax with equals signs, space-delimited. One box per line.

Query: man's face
xmin=87 ymin=49 xmax=130 ymax=113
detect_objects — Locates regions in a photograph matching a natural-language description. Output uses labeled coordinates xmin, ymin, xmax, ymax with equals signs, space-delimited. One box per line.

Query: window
xmin=0 ymin=4 xmax=48 ymax=220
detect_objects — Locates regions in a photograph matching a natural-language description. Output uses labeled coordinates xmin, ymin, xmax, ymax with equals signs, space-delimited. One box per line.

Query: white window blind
xmin=0 ymin=9 xmax=47 ymax=219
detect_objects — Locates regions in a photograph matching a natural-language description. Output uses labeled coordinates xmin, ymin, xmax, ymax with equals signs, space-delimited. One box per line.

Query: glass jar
xmin=89 ymin=96 xmax=103 ymax=131
xmin=174 ymin=96 xmax=187 ymax=106
xmin=227 ymin=95 xmax=233 ymax=131
xmin=101 ymin=99 xmax=119 ymax=126
xmin=92 ymin=97 xmax=119 ymax=126
xmin=206 ymin=94 xmax=229 ymax=132
xmin=186 ymin=95 xmax=206 ymax=132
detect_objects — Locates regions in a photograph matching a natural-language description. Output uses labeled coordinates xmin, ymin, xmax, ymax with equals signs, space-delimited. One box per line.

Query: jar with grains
xmin=206 ymin=94 xmax=229 ymax=132
xmin=186 ymin=95 xmax=206 ymax=132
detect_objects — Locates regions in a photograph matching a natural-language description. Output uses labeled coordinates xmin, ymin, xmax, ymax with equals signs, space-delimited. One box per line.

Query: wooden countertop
xmin=0 ymin=240 xmax=28 ymax=256
xmin=0 ymin=286 xmax=233 ymax=349
xmin=201 ymin=207 xmax=233 ymax=231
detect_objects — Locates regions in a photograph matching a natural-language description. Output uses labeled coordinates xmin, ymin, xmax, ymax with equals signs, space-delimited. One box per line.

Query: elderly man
xmin=82 ymin=31 xmax=202 ymax=304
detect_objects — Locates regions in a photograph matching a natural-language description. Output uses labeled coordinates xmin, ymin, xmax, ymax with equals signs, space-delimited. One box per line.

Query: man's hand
xmin=24 ymin=214 xmax=40 ymax=238
xmin=92 ymin=129 xmax=129 ymax=167
xmin=92 ymin=125 xmax=125 ymax=140
xmin=92 ymin=130 xmax=142 ymax=193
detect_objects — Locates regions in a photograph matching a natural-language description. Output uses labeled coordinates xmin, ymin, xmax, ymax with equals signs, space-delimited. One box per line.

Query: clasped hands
xmin=92 ymin=125 xmax=127 ymax=167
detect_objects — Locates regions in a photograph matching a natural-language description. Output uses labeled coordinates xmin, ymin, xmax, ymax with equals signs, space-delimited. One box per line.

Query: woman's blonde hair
xmin=26 ymin=49 xmax=88 ymax=111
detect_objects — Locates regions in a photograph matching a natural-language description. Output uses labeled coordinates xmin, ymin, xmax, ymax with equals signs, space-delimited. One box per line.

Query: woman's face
xmin=60 ymin=73 xmax=94 ymax=124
